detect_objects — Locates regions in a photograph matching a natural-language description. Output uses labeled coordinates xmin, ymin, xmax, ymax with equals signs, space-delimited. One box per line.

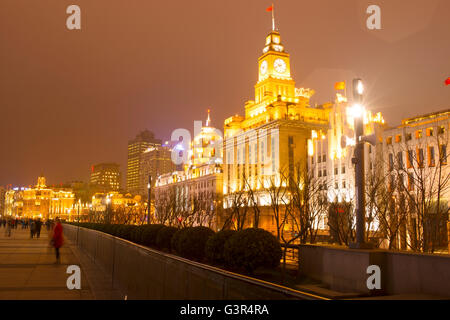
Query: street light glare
xmin=356 ymin=80 xmax=364 ymax=95
xmin=350 ymin=103 xmax=364 ymax=118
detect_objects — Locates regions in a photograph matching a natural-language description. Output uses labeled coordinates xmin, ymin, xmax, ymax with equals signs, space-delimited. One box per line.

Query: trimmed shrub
xmin=130 ymin=225 xmax=145 ymax=244
xmin=171 ymin=228 xmax=190 ymax=254
xmin=205 ymin=230 xmax=237 ymax=265
xmin=176 ymin=226 xmax=215 ymax=261
xmin=155 ymin=226 xmax=179 ymax=251
xmin=140 ymin=224 xmax=165 ymax=247
xmin=223 ymin=228 xmax=282 ymax=274
xmin=116 ymin=225 xmax=137 ymax=241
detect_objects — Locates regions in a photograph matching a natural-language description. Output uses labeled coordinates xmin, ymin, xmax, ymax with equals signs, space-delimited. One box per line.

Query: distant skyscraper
xmin=126 ymin=130 xmax=162 ymax=195
xmin=90 ymin=163 xmax=121 ymax=192
xmin=138 ymin=145 xmax=176 ymax=198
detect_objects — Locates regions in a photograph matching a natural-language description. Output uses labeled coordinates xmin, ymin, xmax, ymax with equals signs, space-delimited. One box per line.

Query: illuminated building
xmin=138 ymin=145 xmax=176 ymax=198
xmin=4 ymin=176 xmax=75 ymax=220
xmin=90 ymin=192 xmax=146 ymax=224
xmin=307 ymin=94 xmax=386 ymax=232
xmin=90 ymin=162 xmax=121 ymax=192
xmin=381 ymin=109 xmax=450 ymax=250
xmin=155 ymin=111 xmax=223 ymax=230
xmin=0 ymin=187 xmax=5 ymax=216
xmin=126 ymin=130 xmax=162 ymax=195
xmin=222 ymin=28 xmax=330 ymax=231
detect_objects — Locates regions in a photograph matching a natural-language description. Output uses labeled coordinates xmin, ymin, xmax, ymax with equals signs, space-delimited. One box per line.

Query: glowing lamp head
xmin=350 ymin=104 xmax=364 ymax=118
xmin=356 ymin=80 xmax=364 ymax=95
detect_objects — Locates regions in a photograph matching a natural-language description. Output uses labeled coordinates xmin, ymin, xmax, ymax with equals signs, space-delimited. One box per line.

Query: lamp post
xmin=106 ymin=195 xmax=111 ymax=224
xmin=77 ymin=199 xmax=81 ymax=245
xmin=147 ymin=175 xmax=152 ymax=224
xmin=350 ymin=78 xmax=372 ymax=249
xmin=77 ymin=199 xmax=81 ymax=223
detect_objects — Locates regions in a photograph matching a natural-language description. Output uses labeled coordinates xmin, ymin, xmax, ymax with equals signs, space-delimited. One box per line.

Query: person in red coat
xmin=52 ymin=218 xmax=64 ymax=263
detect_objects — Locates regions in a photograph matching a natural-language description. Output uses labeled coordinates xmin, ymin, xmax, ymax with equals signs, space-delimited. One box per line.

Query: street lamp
xmin=350 ymin=78 xmax=372 ymax=249
xmin=147 ymin=175 xmax=152 ymax=225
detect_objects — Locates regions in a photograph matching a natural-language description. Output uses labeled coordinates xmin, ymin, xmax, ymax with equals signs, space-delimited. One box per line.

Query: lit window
xmin=386 ymin=137 xmax=392 ymax=145
xmin=415 ymin=130 xmax=422 ymax=139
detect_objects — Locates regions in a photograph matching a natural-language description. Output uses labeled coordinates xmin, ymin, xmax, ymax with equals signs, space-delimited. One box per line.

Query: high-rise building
xmin=138 ymin=145 xmax=176 ymax=198
xmin=126 ymin=130 xmax=162 ymax=195
xmin=90 ymin=163 xmax=121 ymax=192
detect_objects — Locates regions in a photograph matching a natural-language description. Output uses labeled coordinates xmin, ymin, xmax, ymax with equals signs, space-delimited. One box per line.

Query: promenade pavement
xmin=0 ymin=225 xmax=122 ymax=300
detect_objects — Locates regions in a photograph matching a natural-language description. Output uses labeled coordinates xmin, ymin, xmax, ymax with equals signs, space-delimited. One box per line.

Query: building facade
xmin=155 ymin=112 xmax=223 ymax=230
xmin=381 ymin=109 xmax=450 ymax=251
xmin=0 ymin=187 xmax=5 ymax=217
xmin=126 ymin=130 xmax=162 ymax=195
xmin=222 ymin=29 xmax=329 ymax=232
xmin=90 ymin=162 xmax=121 ymax=192
xmin=4 ymin=176 xmax=75 ymax=220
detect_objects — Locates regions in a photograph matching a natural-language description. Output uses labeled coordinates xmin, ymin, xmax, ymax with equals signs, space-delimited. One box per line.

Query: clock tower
xmin=255 ymin=30 xmax=296 ymax=104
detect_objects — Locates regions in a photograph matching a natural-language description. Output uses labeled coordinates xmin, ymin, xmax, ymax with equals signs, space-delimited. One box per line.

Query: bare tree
xmin=386 ymin=127 xmax=450 ymax=252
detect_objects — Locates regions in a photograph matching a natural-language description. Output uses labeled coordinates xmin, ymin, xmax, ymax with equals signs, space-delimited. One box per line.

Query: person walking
xmin=30 ymin=220 xmax=35 ymax=238
xmin=35 ymin=219 xmax=42 ymax=238
xmin=51 ymin=218 xmax=64 ymax=264
xmin=5 ymin=219 xmax=12 ymax=237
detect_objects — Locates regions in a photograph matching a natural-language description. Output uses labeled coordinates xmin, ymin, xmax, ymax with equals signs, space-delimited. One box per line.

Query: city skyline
xmin=1 ymin=0 xmax=449 ymax=186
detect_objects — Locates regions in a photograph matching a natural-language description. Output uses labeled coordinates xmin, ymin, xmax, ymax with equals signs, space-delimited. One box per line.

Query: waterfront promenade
xmin=0 ymin=227 xmax=122 ymax=299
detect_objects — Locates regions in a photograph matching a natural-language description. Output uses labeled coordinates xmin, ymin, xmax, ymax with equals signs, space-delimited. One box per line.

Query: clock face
xmin=274 ymin=58 xmax=286 ymax=73
xmin=260 ymin=60 xmax=268 ymax=75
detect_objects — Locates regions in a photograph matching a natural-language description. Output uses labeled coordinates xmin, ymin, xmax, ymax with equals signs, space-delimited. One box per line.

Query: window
xmin=395 ymin=135 xmax=402 ymax=143
xmin=415 ymin=130 xmax=423 ymax=139
xmin=318 ymin=155 xmax=321 ymax=163
xmin=343 ymin=181 xmax=346 ymax=188
xmin=322 ymin=154 xmax=326 ymax=162
xmin=407 ymin=150 xmax=414 ymax=168
xmin=318 ymin=170 xmax=322 ymax=177
xmin=389 ymin=153 xmax=394 ymax=171
xmin=426 ymin=128 xmax=433 ymax=137
xmin=386 ymin=137 xmax=392 ymax=145
xmin=438 ymin=126 xmax=445 ymax=135
xmin=397 ymin=151 xmax=404 ymax=169
xmin=440 ymin=144 xmax=447 ymax=165
xmin=417 ymin=148 xmax=424 ymax=167
xmin=342 ymin=166 xmax=346 ymax=174
xmin=323 ymin=169 xmax=327 ymax=176
xmin=406 ymin=133 xmax=412 ymax=141
xmin=408 ymin=173 xmax=414 ymax=191
xmin=389 ymin=175 xmax=395 ymax=192
xmin=335 ymin=182 xmax=338 ymax=189
xmin=428 ymin=146 xmax=435 ymax=167
xmin=369 ymin=145 xmax=372 ymax=154
xmin=334 ymin=167 xmax=338 ymax=175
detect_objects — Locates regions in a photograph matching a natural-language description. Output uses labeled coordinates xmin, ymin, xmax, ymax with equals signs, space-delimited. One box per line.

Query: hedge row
xmin=69 ymin=222 xmax=281 ymax=274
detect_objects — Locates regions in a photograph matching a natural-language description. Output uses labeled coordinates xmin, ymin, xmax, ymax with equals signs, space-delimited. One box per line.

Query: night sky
xmin=1 ymin=0 xmax=449 ymax=187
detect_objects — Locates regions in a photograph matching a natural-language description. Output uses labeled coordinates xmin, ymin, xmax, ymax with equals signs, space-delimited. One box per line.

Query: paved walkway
xmin=0 ymin=226 xmax=122 ymax=300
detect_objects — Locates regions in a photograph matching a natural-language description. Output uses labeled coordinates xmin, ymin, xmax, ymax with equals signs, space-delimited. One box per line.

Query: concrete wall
xmin=299 ymin=244 xmax=450 ymax=297
xmin=63 ymin=224 xmax=322 ymax=300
